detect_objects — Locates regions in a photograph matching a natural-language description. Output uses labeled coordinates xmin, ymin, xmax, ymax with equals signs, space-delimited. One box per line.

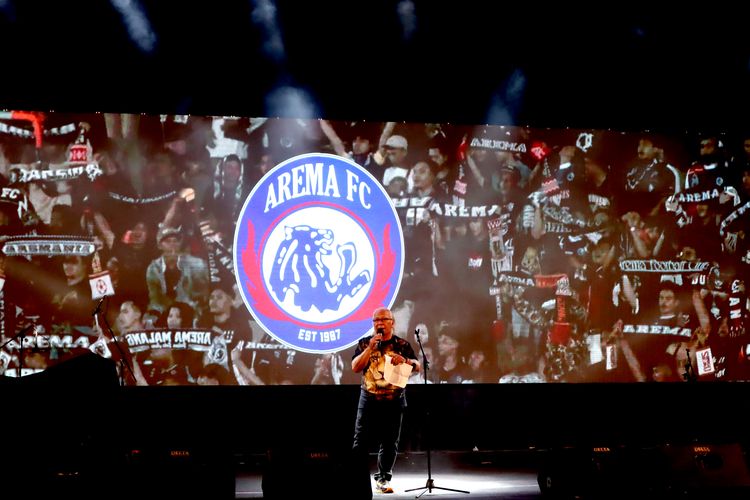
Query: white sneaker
xmin=375 ymin=478 xmax=394 ymax=494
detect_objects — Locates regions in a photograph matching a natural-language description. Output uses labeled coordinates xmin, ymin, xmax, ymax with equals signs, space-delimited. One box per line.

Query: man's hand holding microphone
xmin=370 ymin=328 xmax=384 ymax=351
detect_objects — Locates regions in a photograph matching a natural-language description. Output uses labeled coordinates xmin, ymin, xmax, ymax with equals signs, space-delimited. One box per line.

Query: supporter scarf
xmin=108 ymin=190 xmax=177 ymax=204
xmin=619 ymin=259 xmax=709 ymax=273
xmin=719 ymin=200 xmax=750 ymax=236
xmin=11 ymin=163 xmax=103 ymax=183
xmin=2 ymin=235 xmax=95 ymax=256
xmin=429 ymin=202 xmax=501 ymax=218
xmin=199 ymin=220 xmax=234 ymax=284
xmin=122 ymin=328 xmax=221 ymax=353
xmin=0 ymin=121 xmax=77 ymax=138
xmin=621 ymin=324 xmax=692 ymax=337
xmin=667 ymin=185 xmax=740 ymax=211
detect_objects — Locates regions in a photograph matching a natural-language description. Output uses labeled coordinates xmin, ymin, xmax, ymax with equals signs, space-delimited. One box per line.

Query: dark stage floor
xmin=234 ymin=447 xmax=750 ymax=499
xmin=11 ymin=447 xmax=750 ymax=498
xmin=236 ymin=450 xmax=542 ymax=499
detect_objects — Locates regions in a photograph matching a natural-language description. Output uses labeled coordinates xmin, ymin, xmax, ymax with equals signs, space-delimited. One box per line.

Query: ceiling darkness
xmin=1 ymin=1 xmax=748 ymax=134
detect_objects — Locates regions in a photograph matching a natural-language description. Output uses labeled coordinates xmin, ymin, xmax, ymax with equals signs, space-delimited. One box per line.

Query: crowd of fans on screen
xmin=1 ymin=113 xmax=750 ymax=384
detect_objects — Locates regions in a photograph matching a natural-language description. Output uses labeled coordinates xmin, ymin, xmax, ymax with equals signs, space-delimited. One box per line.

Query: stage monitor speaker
xmin=262 ymin=446 xmax=372 ymax=500
xmin=117 ymin=447 xmax=235 ymax=500
xmin=538 ymin=445 xmax=657 ymax=498
xmin=659 ymin=442 xmax=750 ymax=497
xmin=538 ymin=443 xmax=750 ymax=498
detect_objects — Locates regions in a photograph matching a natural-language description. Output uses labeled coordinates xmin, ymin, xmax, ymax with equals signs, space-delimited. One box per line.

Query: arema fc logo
xmin=234 ymin=153 xmax=405 ymax=353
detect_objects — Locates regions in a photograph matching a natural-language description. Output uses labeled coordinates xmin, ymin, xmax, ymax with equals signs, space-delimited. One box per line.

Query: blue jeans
xmin=352 ymin=389 xmax=405 ymax=482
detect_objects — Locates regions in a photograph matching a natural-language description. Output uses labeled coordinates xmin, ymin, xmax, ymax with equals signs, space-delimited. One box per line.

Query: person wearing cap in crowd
xmin=145 ymin=225 xmax=209 ymax=319
xmin=379 ymin=134 xmax=411 ymax=188
xmin=363 ymin=123 xmax=411 ymax=190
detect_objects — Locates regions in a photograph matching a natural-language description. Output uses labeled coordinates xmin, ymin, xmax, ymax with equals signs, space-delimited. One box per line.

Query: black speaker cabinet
xmin=660 ymin=443 xmax=750 ymax=497
xmin=262 ymin=446 xmax=372 ymax=500
xmin=118 ymin=447 xmax=235 ymax=500
xmin=538 ymin=443 xmax=750 ymax=498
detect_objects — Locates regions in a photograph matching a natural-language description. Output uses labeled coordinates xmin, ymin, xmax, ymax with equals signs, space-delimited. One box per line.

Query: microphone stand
xmin=93 ymin=296 xmax=136 ymax=386
xmin=405 ymin=329 xmax=469 ymax=498
xmin=0 ymin=323 xmax=37 ymax=378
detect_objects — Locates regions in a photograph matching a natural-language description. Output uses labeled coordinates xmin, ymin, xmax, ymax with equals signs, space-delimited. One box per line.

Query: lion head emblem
xmin=268 ymin=225 xmax=371 ymax=312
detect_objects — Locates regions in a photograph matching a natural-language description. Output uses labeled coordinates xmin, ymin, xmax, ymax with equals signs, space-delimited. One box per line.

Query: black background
xmin=1 ymin=1 xmax=748 ymax=131
xmin=2 ymin=1 xmax=750 ymax=456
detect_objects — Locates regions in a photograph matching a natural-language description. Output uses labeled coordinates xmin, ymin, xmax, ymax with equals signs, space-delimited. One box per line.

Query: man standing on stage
xmin=352 ymin=307 xmax=420 ymax=494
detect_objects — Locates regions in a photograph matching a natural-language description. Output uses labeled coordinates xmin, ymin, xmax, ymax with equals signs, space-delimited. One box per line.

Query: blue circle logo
xmin=234 ymin=153 xmax=405 ymax=353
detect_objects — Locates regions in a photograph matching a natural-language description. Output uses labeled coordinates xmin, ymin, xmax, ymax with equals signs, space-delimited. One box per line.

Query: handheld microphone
xmin=92 ymin=296 xmax=106 ymax=317
xmin=376 ymin=327 xmax=384 ymax=349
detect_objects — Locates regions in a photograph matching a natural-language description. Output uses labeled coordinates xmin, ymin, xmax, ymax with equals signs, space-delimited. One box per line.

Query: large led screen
xmin=0 ymin=112 xmax=748 ymax=384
